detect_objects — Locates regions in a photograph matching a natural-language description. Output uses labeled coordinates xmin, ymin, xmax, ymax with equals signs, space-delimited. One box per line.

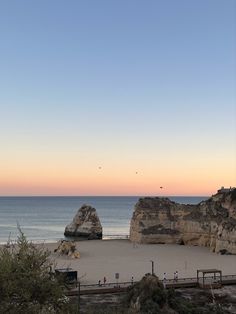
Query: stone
xmin=54 ymin=240 xmax=80 ymax=258
xmin=64 ymin=204 xmax=102 ymax=239
xmin=129 ymin=188 xmax=236 ymax=254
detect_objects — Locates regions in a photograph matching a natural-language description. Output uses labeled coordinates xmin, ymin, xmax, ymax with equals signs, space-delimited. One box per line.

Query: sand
xmin=43 ymin=240 xmax=236 ymax=285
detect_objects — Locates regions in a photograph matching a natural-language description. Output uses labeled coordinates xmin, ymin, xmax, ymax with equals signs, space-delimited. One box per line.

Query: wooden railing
xmin=65 ymin=274 xmax=236 ymax=296
xmin=78 ymin=274 xmax=236 ymax=289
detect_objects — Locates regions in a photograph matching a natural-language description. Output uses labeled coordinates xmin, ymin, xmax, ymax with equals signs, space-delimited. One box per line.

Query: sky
xmin=0 ymin=0 xmax=235 ymax=196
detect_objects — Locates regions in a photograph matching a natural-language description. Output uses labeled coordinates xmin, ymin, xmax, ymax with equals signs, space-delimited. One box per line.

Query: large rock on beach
xmin=64 ymin=204 xmax=102 ymax=239
xmin=54 ymin=240 xmax=80 ymax=258
xmin=130 ymin=188 xmax=236 ymax=254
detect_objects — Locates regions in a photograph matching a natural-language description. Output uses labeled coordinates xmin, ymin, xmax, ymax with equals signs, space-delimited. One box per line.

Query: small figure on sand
xmin=174 ymin=271 xmax=178 ymax=282
xmin=163 ymin=272 xmax=167 ymax=289
xmin=103 ymin=276 xmax=107 ymax=285
xmin=98 ymin=280 xmax=101 ymax=286
xmin=131 ymin=276 xmax=134 ymax=284
xmin=163 ymin=272 xmax=167 ymax=281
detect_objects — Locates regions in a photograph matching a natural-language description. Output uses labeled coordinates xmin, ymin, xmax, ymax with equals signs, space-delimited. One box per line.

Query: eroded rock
xmin=54 ymin=240 xmax=80 ymax=258
xmin=130 ymin=188 xmax=236 ymax=254
xmin=64 ymin=204 xmax=102 ymax=239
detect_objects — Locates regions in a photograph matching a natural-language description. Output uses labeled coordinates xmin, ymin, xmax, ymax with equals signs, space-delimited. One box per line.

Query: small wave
xmin=103 ymin=234 xmax=129 ymax=240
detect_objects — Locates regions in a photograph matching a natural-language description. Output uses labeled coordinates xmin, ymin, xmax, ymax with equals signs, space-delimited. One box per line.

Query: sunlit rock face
xmin=64 ymin=204 xmax=102 ymax=239
xmin=130 ymin=189 xmax=236 ymax=254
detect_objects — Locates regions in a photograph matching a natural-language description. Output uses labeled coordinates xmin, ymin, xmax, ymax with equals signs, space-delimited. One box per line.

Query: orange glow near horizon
xmin=0 ymin=166 xmax=234 ymax=196
xmin=0 ymin=143 xmax=235 ymax=196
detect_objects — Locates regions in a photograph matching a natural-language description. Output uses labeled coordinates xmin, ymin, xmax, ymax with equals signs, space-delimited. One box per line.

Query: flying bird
xmin=160 ymin=186 xmax=163 ymax=189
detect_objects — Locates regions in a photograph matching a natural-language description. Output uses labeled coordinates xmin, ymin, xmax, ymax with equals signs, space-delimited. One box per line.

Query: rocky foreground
xmin=130 ymin=189 xmax=236 ymax=254
xmin=76 ymin=275 xmax=236 ymax=314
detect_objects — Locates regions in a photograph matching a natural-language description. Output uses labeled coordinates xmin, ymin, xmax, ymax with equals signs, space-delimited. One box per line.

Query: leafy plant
xmin=0 ymin=229 xmax=72 ymax=314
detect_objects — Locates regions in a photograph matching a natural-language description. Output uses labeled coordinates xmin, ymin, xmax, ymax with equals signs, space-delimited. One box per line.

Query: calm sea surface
xmin=0 ymin=196 xmax=208 ymax=243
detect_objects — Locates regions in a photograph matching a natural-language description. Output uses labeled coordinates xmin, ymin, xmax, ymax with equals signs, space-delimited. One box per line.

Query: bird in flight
xmin=160 ymin=186 xmax=163 ymax=189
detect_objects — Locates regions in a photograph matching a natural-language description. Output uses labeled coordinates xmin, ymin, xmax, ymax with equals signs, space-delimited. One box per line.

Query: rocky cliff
xmin=64 ymin=204 xmax=102 ymax=239
xmin=130 ymin=189 xmax=236 ymax=254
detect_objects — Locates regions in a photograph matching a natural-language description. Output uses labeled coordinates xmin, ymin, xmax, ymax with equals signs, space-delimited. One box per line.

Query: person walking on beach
xmin=98 ymin=280 xmax=101 ymax=286
xmin=163 ymin=272 xmax=167 ymax=289
xmin=131 ymin=276 xmax=134 ymax=284
xmin=174 ymin=271 xmax=178 ymax=282
xmin=103 ymin=276 xmax=107 ymax=285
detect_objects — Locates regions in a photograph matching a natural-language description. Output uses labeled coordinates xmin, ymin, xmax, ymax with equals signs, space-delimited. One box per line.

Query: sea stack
xmin=130 ymin=188 xmax=236 ymax=254
xmin=64 ymin=204 xmax=102 ymax=239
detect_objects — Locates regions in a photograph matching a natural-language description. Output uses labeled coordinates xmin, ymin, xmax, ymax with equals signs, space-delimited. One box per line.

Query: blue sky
xmin=0 ymin=0 xmax=235 ymax=195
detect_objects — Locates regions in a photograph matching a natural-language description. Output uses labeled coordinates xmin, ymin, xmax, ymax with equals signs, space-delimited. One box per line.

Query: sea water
xmin=0 ymin=196 xmax=208 ymax=243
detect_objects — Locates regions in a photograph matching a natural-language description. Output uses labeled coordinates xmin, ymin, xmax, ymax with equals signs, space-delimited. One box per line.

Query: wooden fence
xmin=65 ymin=274 xmax=236 ymax=296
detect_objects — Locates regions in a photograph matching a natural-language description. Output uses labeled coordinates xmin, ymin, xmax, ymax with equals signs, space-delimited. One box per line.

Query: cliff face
xmin=129 ymin=189 xmax=236 ymax=254
xmin=64 ymin=204 xmax=102 ymax=239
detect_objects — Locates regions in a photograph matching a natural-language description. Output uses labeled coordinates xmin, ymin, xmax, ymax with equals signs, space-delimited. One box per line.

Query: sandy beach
xmin=44 ymin=240 xmax=236 ymax=284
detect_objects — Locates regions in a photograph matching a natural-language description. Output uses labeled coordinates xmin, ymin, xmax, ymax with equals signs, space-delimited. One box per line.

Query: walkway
xmin=65 ymin=274 xmax=236 ymax=296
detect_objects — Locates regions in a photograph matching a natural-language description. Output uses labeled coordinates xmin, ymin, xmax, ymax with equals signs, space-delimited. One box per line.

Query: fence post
xmin=150 ymin=260 xmax=154 ymax=275
xmin=77 ymin=281 xmax=80 ymax=313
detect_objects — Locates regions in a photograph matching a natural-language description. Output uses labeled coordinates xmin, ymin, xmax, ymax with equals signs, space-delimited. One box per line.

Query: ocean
xmin=0 ymin=196 xmax=208 ymax=244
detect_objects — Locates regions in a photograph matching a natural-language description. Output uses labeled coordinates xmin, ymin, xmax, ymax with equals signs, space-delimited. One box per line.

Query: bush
xmin=0 ymin=230 xmax=72 ymax=314
xmin=123 ymin=275 xmax=230 ymax=314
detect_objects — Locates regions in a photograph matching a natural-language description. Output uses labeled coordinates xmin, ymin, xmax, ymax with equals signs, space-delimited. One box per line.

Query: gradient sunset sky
xmin=0 ymin=0 xmax=235 ymax=196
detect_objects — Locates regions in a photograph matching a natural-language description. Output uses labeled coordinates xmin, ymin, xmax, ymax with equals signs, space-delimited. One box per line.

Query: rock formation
xmin=130 ymin=188 xmax=236 ymax=254
xmin=64 ymin=204 xmax=102 ymax=239
xmin=125 ymin=274 xmax=236 ymax=313
xmin=54 ymin=240 xmax=80 ymax=258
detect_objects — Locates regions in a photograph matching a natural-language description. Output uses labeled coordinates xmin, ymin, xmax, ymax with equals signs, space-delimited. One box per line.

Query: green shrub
xmin=0 ymin=229 xmax=71 ymax=314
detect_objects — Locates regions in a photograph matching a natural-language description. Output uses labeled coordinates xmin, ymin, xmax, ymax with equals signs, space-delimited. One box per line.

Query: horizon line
xmin=0 ymin=194 xmax=210 ymax=197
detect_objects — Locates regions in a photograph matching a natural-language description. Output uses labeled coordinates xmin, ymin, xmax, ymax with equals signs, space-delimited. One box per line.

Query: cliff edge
xmin=129 ymin=188 xmax=236 ymax=254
